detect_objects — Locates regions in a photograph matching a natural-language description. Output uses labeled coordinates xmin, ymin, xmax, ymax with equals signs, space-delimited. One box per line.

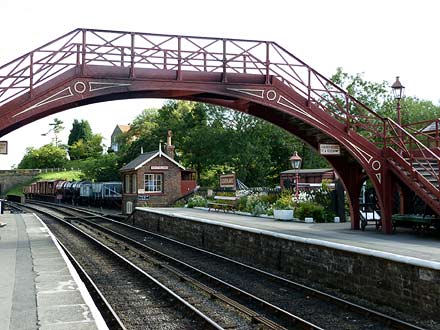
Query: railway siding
xmin=130 ymin=208 xmax=440 ymax=322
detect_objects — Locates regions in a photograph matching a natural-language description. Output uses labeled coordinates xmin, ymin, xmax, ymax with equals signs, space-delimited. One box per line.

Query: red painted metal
xmin=1 ymin=28 xmax=439 ymax=232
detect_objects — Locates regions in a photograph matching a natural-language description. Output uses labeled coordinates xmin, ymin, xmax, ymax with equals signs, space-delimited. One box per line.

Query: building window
xmin=144 ymin=173 xmax=163 ymax=193
xmin=131 ymin=174 xmax=137 ymax=193
xmin=124 ymin=174 xmax=131 ymax=193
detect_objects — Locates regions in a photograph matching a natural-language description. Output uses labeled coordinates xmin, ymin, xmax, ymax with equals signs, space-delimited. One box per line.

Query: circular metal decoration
xmin=371 ymin=160 xmax=381 ymax=171
xmin=74 ymin=81 xmax=87 ymax=94
xmin=266 ymin=89 xmax=277 ymax=101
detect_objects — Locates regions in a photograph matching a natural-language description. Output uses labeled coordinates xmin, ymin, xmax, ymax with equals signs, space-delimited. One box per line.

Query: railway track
xmin=20 ymin=201 xmax=431 ymax=330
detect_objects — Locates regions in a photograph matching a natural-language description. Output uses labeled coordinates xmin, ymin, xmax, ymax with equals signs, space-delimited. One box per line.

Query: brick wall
xmin=130 ymin=209 xmax=440 ymax=321
xmin=122 ymin=156 xmax=182 ymax=212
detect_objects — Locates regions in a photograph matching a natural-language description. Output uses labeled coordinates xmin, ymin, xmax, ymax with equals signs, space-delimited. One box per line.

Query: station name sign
xmin=319 ymin=143 xmax=340 ymax=156
xmin=0 ymin=141 xmax=7 ymax=155
xmin=219 ymin=173 xmax=236 ymax=189
xmin=151 ymin=165 xmax=168 ymax=170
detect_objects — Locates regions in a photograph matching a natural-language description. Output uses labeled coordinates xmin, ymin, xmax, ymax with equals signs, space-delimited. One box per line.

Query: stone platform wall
xmin=130 ymin=209 xmax=440 ymax=320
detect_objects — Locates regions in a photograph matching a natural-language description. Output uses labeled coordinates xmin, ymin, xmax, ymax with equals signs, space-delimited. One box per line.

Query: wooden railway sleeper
xmin=96 ymin=229 xmax=287 ymax=329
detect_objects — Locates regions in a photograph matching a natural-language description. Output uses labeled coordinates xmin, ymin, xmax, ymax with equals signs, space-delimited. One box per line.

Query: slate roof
xmin=120 ymin=151 xmax=158 ymax=171
xmin=119 ymin=149 xmax=185 ymax=172
xmin=281 ymin=168 xmax=333 ymax=174
xmin=420 ymin=120 xmax=439 ymax=133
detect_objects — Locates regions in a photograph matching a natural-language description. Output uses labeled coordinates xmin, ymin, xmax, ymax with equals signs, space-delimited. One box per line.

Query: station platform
xmin=0 ymin=212 xmax=108 ymax=330
xmin=144 ymin=207 xmax=440 ymax=267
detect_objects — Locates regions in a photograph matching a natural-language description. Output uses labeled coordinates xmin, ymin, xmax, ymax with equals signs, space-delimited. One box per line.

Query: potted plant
xmin=272 ymin=191 xmax=295 ymax=221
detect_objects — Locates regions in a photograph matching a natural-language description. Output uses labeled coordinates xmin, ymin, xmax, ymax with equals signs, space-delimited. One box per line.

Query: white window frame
xmin=124 ymin=174 xmax=131 ymax=193
xmin=131 ymin=174 xmax=137 ymax=193
xmin=144 ymin=173 xmax=163 ymax=193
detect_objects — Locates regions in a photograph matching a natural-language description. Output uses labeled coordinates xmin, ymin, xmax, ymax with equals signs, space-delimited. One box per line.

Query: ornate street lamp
xmin=391 ymin=76 xmax=405 ymax=127
xmin=289 ymin=151 xmax=302 ymax=200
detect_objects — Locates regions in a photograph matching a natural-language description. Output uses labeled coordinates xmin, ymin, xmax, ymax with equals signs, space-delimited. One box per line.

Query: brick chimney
xmin=165 ymin=130 xmax=175 ymax=159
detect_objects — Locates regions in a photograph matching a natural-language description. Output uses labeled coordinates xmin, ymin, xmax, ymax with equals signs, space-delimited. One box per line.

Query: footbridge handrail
xmin=0 ymin=28 xmax=385 ymax=137
xmin=385 ymin=118 xmax=440 ymax=196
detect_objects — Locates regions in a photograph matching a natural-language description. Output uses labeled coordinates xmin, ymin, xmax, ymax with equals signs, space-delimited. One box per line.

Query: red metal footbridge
xmin=1 ymin=28 xmax=439 ymax=233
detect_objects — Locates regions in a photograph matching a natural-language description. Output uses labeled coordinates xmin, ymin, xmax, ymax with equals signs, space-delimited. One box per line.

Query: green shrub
xmin=236 ymin=196 xmax=249 ymax=212
xmin=245 ymin=194 xmax=267 ymax=216
xmin=272 ymin=190 xmax=294 ymax=210
xmin=295 ymin=201 xmax=325 ymax=222
xmin=187 ymin=195 xmax=207 ymax=208
xmin=258 ymin=193 xmax=278 ymax=205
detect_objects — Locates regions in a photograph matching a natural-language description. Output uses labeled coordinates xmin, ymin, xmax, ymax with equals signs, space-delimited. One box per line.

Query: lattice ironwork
xmin=0 ymin=28 xmax=439 ymax=205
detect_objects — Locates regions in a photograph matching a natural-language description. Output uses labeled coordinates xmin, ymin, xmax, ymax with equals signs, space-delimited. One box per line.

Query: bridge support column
xmin=380 ymin=170 xmax=394 ymax=234
xmin=337 ymin=165 xmax=363 ymax=230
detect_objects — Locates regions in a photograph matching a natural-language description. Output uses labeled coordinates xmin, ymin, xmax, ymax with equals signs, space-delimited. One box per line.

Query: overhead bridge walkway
xmin=0 ymin=28 xmax=439 ymax=233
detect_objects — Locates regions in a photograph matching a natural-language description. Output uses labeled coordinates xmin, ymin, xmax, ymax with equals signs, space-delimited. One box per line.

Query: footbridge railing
xmin=0 ymin=29 xmax=383 ymax=136
xmin=0 ymin=28 xmax=435 ymax=161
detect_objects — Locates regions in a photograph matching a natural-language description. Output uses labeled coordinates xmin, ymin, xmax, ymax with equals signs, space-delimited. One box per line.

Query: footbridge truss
xmin=1 ymin=28 xmax=439 ymax=233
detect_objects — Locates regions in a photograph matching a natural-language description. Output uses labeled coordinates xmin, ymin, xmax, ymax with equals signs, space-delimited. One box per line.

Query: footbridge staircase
xmin=0 ymin=28 xmax=439 ymax=233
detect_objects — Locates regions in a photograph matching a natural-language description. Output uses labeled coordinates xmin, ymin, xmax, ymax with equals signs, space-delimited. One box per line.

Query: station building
xmin=120 ymin=133 xmax=196 ymax=213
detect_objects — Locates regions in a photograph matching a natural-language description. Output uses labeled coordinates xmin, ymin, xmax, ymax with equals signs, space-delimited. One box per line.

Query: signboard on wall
xmin=151 ymin=165 xmax=168 ymax=170
xmin=219 ymin=173 xmax=236 ymax=189
xmin=138 ymin=195 xmax=150 ymax=201
xmin=0 ymin=141 xmax=7 ymax=155
xmin=319 ymin=144 xmax=340 ymax=156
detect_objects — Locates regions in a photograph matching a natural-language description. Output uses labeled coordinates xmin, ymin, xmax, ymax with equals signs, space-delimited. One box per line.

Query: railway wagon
xmin=24 ymin=180 xmax=123 ymax=209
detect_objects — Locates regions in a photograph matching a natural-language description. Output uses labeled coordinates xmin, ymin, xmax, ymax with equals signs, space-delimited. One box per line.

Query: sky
xmin=0 ymin=0 xmax=439 ymax=169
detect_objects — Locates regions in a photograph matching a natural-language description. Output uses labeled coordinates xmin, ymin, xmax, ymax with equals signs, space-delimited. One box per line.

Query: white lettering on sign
xmin=0 ymin=141 xmax=7 ymax=155
xmin=151 ymin=165 xmax=168 ymax=170
xmin=319 ymin=144 xmax=340 ymax=155
xmin=220 ymin=173 xmax=236 ymax=189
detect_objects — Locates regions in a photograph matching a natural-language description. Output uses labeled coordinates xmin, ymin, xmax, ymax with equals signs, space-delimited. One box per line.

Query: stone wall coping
xmin=137 ymin=207 xmax=440 ymax=271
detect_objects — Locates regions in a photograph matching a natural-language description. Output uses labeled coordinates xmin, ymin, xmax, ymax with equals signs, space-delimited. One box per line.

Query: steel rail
xmin=87 ymin=216 xmax=429 ymax=330
xmin=75 ymin=217 xmax=321 ymax=330
xmin=20 ymin=203 xmax=225 ymax=330
xmin=25 ymin=201 xmax=320 ymax=329
xmin=26 ymin=201 xmax=427 ymax=330
xmin=56 ymin=240 xmax=127 ymax=330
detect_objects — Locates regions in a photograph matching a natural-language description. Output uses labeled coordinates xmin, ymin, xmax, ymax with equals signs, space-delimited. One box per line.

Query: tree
xmin=330 ymin=67 xmax=390 ymax=112
xmin=118 ymin=108 xmax=159 ymax=164
xmin=68 ymin=119 xmax=93 ymax=146
xmin=80 ymin=153 xmax=121 ymax=181
xmin=18 ymin=144 xmax=68 ymax=169
xmin=69 ymin=134 xmax=104 ymax=160
xmin=331 ymin=67 xmax=440 ymax=126
xmin=119 ymin=100 xmax=329 ymax=187
xmin=42 ymin=118 xmax=64 ymax=147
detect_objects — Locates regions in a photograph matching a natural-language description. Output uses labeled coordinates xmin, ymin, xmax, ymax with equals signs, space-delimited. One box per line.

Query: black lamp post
xmin=391 ymin=76 xmax=405 ymax=128
xmin=289 ymin=151 xmax=302 ymax=200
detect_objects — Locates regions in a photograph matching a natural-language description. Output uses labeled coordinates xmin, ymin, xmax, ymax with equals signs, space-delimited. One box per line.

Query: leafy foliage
xmin=18 ymin=144 xmax=68 ymax=169
xmin=186 ymin=195 xmax=207 ymax=208
xmin=118 ymin=100 xmax=327 ymax=187
xmin=77 ymin=153 xmax=121 ymax=182
xmin=68 ymin=119 xmax=93 ymax=146
xmin=69 ymin=134 xmax=104 ymax=160
xmin=295 ymin=202 xmax=325 ymax=222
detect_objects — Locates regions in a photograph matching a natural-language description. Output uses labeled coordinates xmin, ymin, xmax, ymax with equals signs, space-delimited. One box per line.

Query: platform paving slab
xmin=0 ymin=213 xmax=108 ymax=330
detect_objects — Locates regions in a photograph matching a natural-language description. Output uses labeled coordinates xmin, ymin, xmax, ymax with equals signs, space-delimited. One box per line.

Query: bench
xmin=360 ymin=203 xmax=381 ymax=231
xmin=207 ymin=195 xmax=238 ymax=212
xmin=392 ymin=214 xmax=440 ymax=232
